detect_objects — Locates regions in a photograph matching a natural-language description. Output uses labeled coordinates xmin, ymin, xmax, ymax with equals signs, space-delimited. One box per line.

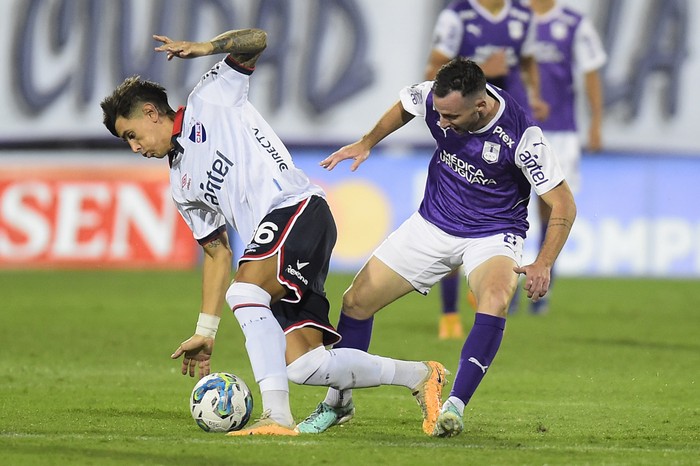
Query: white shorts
xmin=544 ymin=131 xmax=581 ymax=193
xmin=373 ymin=213 xmax=524 ymax=295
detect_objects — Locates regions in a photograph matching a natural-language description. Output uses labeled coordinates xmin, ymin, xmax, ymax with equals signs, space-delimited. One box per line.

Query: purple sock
xmin=449 ymin=313 xmax=506 ymax=405
xmin=440 ymin=273 xmax=459 ymax=314
xmin=334 ymin=313 xmax=374 ymax=351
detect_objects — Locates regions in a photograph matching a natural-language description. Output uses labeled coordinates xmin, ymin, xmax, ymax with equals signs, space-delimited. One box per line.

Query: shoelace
xmin=255 ymin=409 xmax=272 ymax=422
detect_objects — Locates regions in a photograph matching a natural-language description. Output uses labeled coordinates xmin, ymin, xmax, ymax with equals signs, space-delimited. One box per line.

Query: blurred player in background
xmin=297 ymin=58 xmax=576 ymax=437
xmin=425 ymin=0 xmax=550 ymax=332
xmin=528 ymin=0 xmax=607 ymax=313
xmin=101 ymin=28 xmax=446 ymax=437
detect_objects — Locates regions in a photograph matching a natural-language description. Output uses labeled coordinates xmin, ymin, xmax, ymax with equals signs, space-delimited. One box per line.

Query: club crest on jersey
xmin=508 ymin=20 xmax=524 ymax=40
xmin=482 ymin=141 xmax=501 ymax=164
xmin=551 ymin=21 xmax=568 ymax=40
xmin=188 ymin=121 xmax=207 ymax=144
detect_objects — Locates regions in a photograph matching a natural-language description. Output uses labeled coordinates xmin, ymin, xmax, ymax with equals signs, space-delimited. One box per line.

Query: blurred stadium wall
xmin=1 ymin=0 xmax=698 ymax=276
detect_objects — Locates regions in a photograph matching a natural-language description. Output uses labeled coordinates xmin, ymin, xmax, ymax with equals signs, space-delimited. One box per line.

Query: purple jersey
xmin=534 ymin=6 xmax=607 ymax=131
xmin=399 ymin=81 xmax=565 ymax=239
xmin=431 ymin=0 xmax=537 ymax=113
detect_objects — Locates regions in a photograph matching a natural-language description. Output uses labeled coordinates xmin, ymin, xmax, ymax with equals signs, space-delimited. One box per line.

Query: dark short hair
xmin=432 ymin=58 xmax=487 ymax=98
xmin=100 ymin=76 xmax=175 ymax=137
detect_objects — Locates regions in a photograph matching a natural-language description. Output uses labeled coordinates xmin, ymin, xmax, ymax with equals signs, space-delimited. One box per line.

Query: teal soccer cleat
xmin=294 ymin=401 xmax=355 ymax=434
xmin=432 ymin=400 xmax=464 ymax=438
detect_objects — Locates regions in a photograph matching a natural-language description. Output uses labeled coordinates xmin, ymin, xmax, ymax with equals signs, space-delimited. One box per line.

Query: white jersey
xmin=168 ymin=56 xmax=324 ymax=244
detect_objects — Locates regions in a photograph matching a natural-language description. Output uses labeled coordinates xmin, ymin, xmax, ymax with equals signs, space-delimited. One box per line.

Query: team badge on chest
xmin=482 ymin=141 xmax=501 ymax=164
xmin=508 ymin=20 xmax=524 ymax=40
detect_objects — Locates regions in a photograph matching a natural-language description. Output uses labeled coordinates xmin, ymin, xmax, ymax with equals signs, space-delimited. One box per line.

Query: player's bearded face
xmin=434 ymin=92 xmax=482 ymax=134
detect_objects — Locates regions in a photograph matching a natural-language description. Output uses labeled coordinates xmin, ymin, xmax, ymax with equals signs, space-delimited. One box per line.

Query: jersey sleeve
xmin=431 ymin=8 xmax=464 ymax=59
xmin=573 ymin=17 xmax=607 ymax=73
xmin=514 ymin=127 xmax=565 ymax=196
xmin=399 ymin=81 xmax=433 ymax=118
xmin=176 ymin=204 xmax=227 ymax=245
xmin=188 ymin=55 xmax=253 ymax=108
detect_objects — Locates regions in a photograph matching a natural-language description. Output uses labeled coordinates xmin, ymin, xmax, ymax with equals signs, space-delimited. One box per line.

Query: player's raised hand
xmin=153 ymin=34 xmax=212 ymax=60
xmin=320 ymin=141 xmax=370 ymax=172
xmin=171 ymin=334 xmax=215 ymax=378
xmin=512 ymin=262 xmax=550 ymax=302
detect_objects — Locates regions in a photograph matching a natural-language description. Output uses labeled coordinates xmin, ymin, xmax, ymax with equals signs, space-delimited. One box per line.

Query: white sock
xmin=324 ymin=387 xmax=349 ymax=408
xmin=444 ymin=396 xmax=465 ymax=416
xmin=287 ymin=347 xmax=428 ymax=406
xmin=227 ymin=282 xmax=293 ymax=427
xmin=390 ymin=360 xmax=430 ymax=390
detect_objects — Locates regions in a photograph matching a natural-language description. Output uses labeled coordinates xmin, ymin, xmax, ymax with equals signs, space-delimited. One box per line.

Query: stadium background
xmin=1 ymin=0 xmax=698 ymax=277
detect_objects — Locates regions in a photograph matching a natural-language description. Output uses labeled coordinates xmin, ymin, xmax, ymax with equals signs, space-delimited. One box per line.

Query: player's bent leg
xmin=342 ymin=256 xmax=415 ymax=320
xmin=468 ymin=256 xmax=519 ymax=317
xmin=311 ymin=256 xmax=415 ymax=425
xmin=227 ymin=281 xmax=295 ymax=430
xmin=288 ymin=328 xmax=447 ymax=435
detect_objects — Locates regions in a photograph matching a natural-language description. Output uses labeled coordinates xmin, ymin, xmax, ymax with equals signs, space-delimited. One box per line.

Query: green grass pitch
xmin=1 ymin=270 xmax=698 ymax=465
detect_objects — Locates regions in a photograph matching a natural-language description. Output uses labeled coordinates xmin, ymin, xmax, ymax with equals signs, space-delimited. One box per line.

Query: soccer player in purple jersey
xmin=528 ymin=0 xmax=606 ymax=314
xmin=297 ymin=58 xmax=576 ymax=437
xmin=426 ymin=0 xmax=550 ymax=328
xmin=101 ymin=28 xmax=447 ymax=437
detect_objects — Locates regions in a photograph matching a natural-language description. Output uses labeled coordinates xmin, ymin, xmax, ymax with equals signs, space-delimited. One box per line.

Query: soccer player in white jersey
xmin=296 ymin=58 xmax=576 ymax=437
xmin=528 ymin=0 xmax=607 ymax=313
xmin=100 ymin=28 xmax=446 ymax=437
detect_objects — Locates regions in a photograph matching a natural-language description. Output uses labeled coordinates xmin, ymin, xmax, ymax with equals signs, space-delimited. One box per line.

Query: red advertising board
xmin=0 ymin=160 xmax=198 ymax=269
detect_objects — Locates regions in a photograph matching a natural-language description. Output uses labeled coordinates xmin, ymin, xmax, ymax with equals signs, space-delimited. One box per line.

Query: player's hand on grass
xmin=153 ymin=35 xmax=212 ymax=60
xmin=320 ymin=141 xmax=370 ymax=172
xmin=513 ymin=262 xmax=550 ymax=302
xmin=171 ymin=334 xmax=215 ymax=378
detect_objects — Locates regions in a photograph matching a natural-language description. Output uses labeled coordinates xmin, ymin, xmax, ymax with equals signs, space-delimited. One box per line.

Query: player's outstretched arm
xmin=320 ymin=101 xmax=414 ymax=171
xmin=171 ymin=231 xmax=232 ymax=379
xmin=153 ymin=28 xmax=267 ymax=68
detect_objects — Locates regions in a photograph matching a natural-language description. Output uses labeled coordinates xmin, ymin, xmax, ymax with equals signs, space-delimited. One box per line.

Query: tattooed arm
xmin=513 ymin=181 xmax=577 ymax=301
xmin=199 ymin=230 xmax=234 ymax=319
xmin=153 ymin=28 xmax=267 ymax=68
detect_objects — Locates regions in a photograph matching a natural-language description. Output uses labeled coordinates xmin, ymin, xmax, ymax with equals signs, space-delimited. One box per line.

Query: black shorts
xmin=239 ymin=196 xmax=341 ymax=346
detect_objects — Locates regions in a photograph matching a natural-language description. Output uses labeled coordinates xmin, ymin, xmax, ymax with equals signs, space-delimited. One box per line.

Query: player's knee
xmin=286 ymin=346 xmax=328 ymax=385
xmin=225 ymin=281 xmax=271 ymax=310
xmin=478 ymin=285 xmax=512 ymax=316
xmin=341 ymin=286 xmax=375 ymax=320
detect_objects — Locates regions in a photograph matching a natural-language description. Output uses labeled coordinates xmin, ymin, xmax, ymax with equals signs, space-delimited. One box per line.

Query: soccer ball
xmin=190 ymin=372 xmax=254 ymax=432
